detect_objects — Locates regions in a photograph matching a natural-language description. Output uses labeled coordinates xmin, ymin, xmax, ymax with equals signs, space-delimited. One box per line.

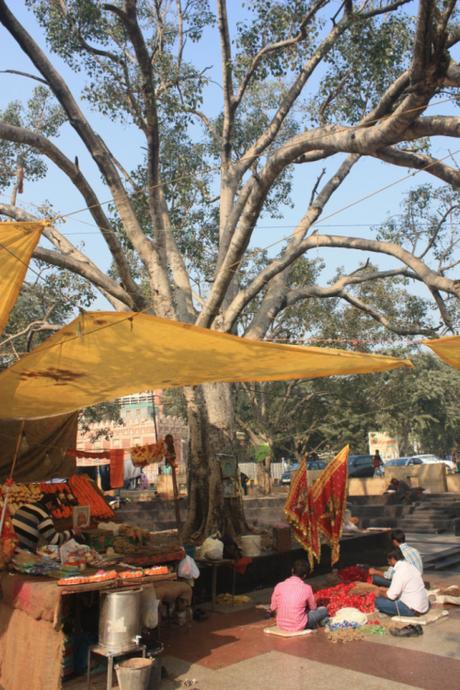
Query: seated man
xmin=375 ymin=549 xmax=429 ymax=617
xmin=370 ymin=529 xmax=423 ymax=587
xmin=270 ymin=559 xmax=328 ymax=631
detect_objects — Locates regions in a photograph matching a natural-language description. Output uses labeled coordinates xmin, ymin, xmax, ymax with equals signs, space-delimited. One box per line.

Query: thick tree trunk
xmin=181 ymin=382 xmax=250 ymax=543
xmin=256 ymin=454 xmax=272 ymax=496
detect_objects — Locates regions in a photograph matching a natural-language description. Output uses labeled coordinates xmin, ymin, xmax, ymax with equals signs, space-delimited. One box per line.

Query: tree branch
xmin=0 ymin=0 xmax=174 ymax=316
xmin=0 ymin=68 xmax=48 ymax=85
xmin=235 ymin=0 xmax=412 ymax=178
xmin=217 ymin=0 xmax=234 ymax=164
xmin=105 ymin=0 xmax=194 ymax=320
xmin=226 ymin=232 xmax=460 ymax=334
xmin=338 ymin=290 xmax=437 ymax=336
xmin=0 ymin=203 xmax=133 ymax=309
xmin=233 ymin=0 xmax=328 ymax=111
xmin=0 ymin=120 xmax=143 ymax=308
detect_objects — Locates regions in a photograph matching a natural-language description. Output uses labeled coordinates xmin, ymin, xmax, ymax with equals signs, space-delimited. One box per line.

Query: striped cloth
xmin=270 ymin=575 xmax=317 ymax=631
xmin=12 ymin=502 xmax=73 ymax=552
xmin=384 ymin=542 xmax=423 ymax=578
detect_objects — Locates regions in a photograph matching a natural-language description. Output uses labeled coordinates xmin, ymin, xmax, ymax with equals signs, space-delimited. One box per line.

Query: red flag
xmin=309 ymin=445 xmax=349 ymax=565
xmin=284 ymin=460 xmax=320 ymax=569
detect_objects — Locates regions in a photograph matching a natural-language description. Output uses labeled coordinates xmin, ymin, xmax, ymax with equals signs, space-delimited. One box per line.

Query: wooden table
xmin=197 ymin=558 xmax=236 ymax=610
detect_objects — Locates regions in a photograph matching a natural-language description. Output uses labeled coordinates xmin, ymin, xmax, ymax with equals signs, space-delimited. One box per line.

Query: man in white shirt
xmin=375 ymin=549 xmax=430 ymax=617
xmin=369 ymin=529 xmax=423 ymax=586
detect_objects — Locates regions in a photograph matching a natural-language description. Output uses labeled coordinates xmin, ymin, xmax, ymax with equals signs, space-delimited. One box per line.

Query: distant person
xmin=240 ymin=471 xmax=249 ymax=496
xmin=12 ymin=494 xmax=77 ymax=553
xmin=369 ymin=529 xmax=423 ymax=586
xmin=308 ymin=451 xmax=320 ymax=463
xmin=373 ymin=449 xmax=383 ymax=476
xmin=375 ymin=548 xmax=429 ymax=617
xmin=139 ymin=471 xmax=149 ymax=490
xmin=269 ymin=559 xmax=328 ymax=631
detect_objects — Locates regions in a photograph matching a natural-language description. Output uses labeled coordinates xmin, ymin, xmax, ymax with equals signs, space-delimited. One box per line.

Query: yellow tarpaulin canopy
xmin=424 ymin=335 xmax=460 ymax=370
xmin=0 ymin=221 xmax=46 ymax=335
xmin=0 ymin=311 xmax=413 ymax=419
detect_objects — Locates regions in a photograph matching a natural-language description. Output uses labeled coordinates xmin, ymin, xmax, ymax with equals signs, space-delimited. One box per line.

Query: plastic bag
xmin=198 ymin=537 xmax=224 ymax=561
xmin=141 ymin=585 xmax=160 ymax=628
xmin=178 ymin=555 xmax=200 ymax=579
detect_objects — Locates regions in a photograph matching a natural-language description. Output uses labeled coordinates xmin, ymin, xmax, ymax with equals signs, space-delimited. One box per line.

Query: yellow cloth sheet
xmin=424 ymin=335 xmax=460 ymax=370
xmin=0 ymin=311 xmax=412 ymax=419
xmin=0 ymin=221 xmax=46 ymax=334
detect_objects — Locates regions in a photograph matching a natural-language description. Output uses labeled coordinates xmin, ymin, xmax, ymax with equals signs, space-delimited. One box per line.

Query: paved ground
xmin=67 ymin=567 xmax=460 ymax=690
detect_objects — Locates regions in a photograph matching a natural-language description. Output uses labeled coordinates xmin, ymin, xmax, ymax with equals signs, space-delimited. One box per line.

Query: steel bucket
xmin=115 ymin=657 xmax=153 ymax=690
xmin=99 ymin=588 xmax=142 ymax=652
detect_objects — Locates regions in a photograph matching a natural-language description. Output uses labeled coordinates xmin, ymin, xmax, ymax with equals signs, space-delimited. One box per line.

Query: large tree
xmin=1 ymin=0 xmax=460 ymax=539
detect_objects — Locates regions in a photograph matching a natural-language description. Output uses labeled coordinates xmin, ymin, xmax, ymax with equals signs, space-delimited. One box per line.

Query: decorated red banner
xmin=284 ymin=460 xmax=320 ymax=569
xmin=309 ymin=444 xmax=349 ymax=565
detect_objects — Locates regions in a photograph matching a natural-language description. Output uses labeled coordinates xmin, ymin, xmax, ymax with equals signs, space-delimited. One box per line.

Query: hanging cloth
xmin=109 ymin=449 xmax=125 ymax=489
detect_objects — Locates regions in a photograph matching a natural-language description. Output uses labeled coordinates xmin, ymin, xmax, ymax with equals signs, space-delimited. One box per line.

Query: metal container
xmin=115 ymin=657 xmax=153 ymax=690
xmin=99 ymin=588 xmax=142 ymax=652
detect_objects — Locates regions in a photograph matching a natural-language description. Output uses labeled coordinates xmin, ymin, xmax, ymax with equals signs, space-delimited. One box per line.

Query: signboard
xmin=368 ymin=432 xmax=399 ymax=461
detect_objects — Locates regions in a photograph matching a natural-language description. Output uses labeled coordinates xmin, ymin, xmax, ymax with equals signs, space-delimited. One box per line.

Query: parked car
xmin=384 ymin=457 xmax=411 ymax=467
xmin=280 ymin=459 xmax=327 ymax=485
xmin=384 ymin=454 xmax=455 ymax=473
xmin=348 ymin=454 xmax=374 ymax=478
xmin=405 ymin=454 xmax=456 ymax=473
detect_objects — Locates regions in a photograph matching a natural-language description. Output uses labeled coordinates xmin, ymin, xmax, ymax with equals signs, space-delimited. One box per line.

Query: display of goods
xmin=0 ymin=506 xmax=18 ymax=566
xmin=113 ymin=537 xmax=150 ymax=554
xmin=119 ymin=524 xmax=149 ymax=544
xmin=0 ymin=482 xmax=42 ymax=514
xmin=57 ymin=570 xmax=118 ymax=586
xmin=68 ymin=475 xmax=114 ymax=520
xmin=40 ymin=482 xmax=78 ymax=519
xmin=12 ymin=549 xmax=79 ymax=578
xmin=337 ymin=566 xmax=370 ymax=584
xmin=315 ymin=583 xmax=376 ymax=616
xmin=119 ymin=569 xmax=144 ymax=579
xmin=0 ymin=481 xmax=79 ymax=520
xmin=144 ymin=566 xmax=169 ymax=576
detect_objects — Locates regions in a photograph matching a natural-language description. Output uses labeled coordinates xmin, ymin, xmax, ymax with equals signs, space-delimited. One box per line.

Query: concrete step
xmin=424 ymin=546 xmax=460 ymax=570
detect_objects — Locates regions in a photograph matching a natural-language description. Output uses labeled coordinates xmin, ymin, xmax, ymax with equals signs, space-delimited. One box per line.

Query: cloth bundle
xmin=131 ymin=441 xmax=166 ymax=467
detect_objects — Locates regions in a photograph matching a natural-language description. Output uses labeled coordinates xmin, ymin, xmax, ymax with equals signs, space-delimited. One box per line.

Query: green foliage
xmin=316 ymin=14 xmax=413 ymax=124
xmin=1 ymin=262 xmax=95 ymax=368
xmin=237 ymin=352 xmax=460 ymax=460
xmin=235 ymin=1 xmax=320 ymax=81
xmin=254 ymin=442 xmax=271 ymax=462
xmin=0 ymin=87 xmax=65 ymax=192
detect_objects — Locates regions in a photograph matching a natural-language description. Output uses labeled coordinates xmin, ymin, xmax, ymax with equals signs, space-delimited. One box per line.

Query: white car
xmin=405 ymin=454 xmax=456 ymax=473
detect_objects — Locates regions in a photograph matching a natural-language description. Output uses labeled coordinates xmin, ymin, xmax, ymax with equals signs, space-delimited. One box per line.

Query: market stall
xmin=0 ymin=471 xmax=190 ymax=690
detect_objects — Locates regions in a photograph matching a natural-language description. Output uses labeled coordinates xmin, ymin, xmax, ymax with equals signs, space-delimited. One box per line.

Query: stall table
xmin=197 ymin=558 xmax=236 ymax=610
xmin=0 ymin=565 xmax=181 ymax=690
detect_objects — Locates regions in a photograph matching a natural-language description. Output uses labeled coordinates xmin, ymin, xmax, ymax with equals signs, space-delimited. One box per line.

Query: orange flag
xmin=284 ymin=460 xmax=320 ymax=569
xmin=309 ymin=445 xmax=349 ymax=565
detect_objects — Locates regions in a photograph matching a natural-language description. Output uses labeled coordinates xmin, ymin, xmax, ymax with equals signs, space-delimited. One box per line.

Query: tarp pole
xmin=0 ymin=420 xmax=24 ymax=534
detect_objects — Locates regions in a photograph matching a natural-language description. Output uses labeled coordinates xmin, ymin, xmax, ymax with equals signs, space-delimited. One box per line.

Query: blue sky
xmin=0 ymin=0 xmax=459 ymax=311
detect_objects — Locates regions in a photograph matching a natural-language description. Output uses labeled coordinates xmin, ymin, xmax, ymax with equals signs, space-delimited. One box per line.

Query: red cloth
xmin=284 ymin=460 xmax=320 ymax=569
xmin=270 ymin=575 xmax=317 ymax=632
xmin=309 ymin=445 xmax=349 ymax=565
xmin=232 ymin=557 xmax=252 ymax=574
xmin=315 ymin=582 xmax=375 ymax=616
xmin=110 ymin=449 xmax=124 ymax=489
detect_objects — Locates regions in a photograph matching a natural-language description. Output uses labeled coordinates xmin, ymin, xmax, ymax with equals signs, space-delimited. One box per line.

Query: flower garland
xmin=337 ymin=565 xmax=371 ymax=584
xmin=315 ymin=582 xmax=376 ymax=616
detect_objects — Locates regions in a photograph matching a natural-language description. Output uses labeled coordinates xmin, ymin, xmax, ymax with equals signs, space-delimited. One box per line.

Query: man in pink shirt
xmin=270 ymin=560 xmax=328 ymax=631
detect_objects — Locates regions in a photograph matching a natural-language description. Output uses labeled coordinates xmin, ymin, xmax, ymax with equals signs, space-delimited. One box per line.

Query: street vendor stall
xmin=0 ymin=470 xmax=191 ymax=690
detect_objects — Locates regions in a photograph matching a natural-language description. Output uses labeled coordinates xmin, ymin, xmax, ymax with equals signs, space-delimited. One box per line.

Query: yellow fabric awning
xmin=0 ymin=311 xmax=413 ymax=419
xmin=424 ymin=335 xmax=460 ymax=370
xmin=0 ymin=221 xmax=46 ymax=334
